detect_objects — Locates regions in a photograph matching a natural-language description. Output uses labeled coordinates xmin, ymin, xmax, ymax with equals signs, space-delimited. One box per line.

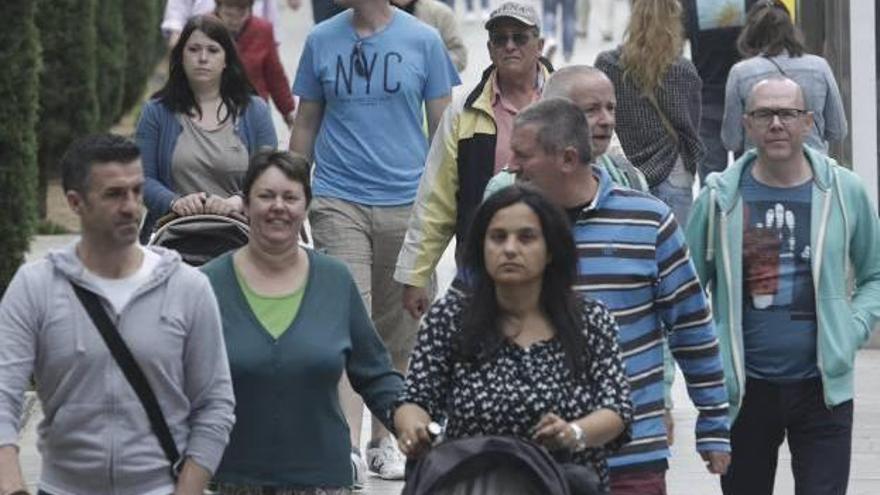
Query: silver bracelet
xmin=569 ymin=422 xmax=588 ymax=452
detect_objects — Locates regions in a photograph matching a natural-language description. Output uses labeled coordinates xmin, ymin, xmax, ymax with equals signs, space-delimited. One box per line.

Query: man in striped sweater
xmin=508 ymin=98 xmax=731 ymax=494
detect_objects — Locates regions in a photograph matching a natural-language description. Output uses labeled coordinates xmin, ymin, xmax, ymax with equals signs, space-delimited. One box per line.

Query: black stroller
xmin=402 ymin=435 xmax=604 ymax=495
xmin=149 ymin=213 xmax=249 ymax=266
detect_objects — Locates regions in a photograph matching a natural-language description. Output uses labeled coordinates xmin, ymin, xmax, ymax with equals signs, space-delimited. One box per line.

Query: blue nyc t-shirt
xmin=294 ymin=9 xmax=460 ymax=205
xmin=740 ymin=165 xmax=818 ymax=381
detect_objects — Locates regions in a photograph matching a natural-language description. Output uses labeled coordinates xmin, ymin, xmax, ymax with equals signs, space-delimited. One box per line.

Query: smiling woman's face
xmin=247 ymin=166 xmax=307 ymax=250
xmin=483 ymin=202 xmax=549 ymax=287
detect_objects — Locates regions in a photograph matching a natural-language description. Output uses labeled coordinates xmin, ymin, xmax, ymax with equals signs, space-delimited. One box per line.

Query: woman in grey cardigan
xmin=595 ymin=0 xmax=703 ymax=225
xmin=721 ymin=0 xmax=847 ymax=156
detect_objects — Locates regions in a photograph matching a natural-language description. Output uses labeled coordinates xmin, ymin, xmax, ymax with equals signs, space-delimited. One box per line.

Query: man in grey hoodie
xmin=0 ymin=134 xmax=235 ymax=495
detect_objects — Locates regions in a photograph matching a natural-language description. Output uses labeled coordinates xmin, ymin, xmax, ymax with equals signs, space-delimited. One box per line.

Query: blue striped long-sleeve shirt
xmin=574 ymin=167 xmax=730 ymax=473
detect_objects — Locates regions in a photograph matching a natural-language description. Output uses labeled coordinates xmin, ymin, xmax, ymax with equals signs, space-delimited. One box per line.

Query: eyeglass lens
xmin=750 ymin=108 xmax=804 ymax=125
xmin=490 ymin=32 xmax=531 ymax=47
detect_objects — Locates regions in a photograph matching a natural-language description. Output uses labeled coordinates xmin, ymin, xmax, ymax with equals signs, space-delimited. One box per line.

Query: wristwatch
xmin=569 ymin=422 xmax=588 ymax=452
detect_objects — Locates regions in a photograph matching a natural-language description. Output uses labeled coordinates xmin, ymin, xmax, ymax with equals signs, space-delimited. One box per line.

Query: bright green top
xmin=234 ymin=263 xmax=307 ymax=339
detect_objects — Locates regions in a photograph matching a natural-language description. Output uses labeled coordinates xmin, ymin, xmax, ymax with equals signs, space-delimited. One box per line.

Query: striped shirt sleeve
xmin=654 ymin=210 xmax=731 ymax=453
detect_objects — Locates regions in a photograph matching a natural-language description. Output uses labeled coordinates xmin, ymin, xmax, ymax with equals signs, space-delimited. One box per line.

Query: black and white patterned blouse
xmin=398 ymin=290 xmax=633 ymax=488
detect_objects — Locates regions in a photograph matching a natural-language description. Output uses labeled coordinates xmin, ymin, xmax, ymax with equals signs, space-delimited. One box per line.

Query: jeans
xmin=721 ymin=378 xmax=853 ymax=495
xmin=542 ymin=0 xmax=577 ymax=58
xmin=698 ymin=101 xmax=729 ymax=184
xmin=465 ymin=0 xmax=488 ymax=12
xmin=609 ymin=470 xmax=666 ymax=495
xmin=649 ymin=157 xmax=694 ymax=227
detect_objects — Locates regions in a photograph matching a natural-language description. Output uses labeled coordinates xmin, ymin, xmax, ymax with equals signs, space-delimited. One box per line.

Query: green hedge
xmin=0 ymin=1 xmax=40 ymax=294
xmin=121 ymin=0 xmax=167 ymax=118
xmin=96 ymin=0 xmax=126 ymax=129
xmin=35 ymin=0 xmax=99 ymax=218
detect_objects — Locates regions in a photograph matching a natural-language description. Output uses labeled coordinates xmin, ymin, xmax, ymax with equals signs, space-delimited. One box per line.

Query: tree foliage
xmin=121 ymin=0 xmax=167 ymax=117
xmin=95 ymin=0 xmax=127 ymax=129
xmin=35 ymin=0 xmax=99 ymax=218
xmin=0 ymin=0 xmax=41 ymax=294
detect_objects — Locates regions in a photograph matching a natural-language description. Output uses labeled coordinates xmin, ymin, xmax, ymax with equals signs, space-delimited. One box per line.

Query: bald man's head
xmin=743 ymin=75 xmax=813 ymax=165
xmin=746 ymin=76 xmax=806 ymax=112
xmin=542 ymin=66 xmax=617 ymax=158
xmin=544 ymin=66 xmax=609 ymax=99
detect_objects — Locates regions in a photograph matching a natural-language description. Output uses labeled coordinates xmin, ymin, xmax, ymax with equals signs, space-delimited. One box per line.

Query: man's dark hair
xmin=457 ymin=184 xmax=589 ymax=376
xmin=60 ymin=133 xmax=141 ymax=194
xmin=737 ymin=0 xmax=806 ymax=58
xmin=241 ymin=149 xmax=312 ymax=206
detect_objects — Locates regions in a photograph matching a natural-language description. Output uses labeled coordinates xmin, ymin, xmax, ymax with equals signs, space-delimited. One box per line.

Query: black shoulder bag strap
xmin=70 ymin=282 xmax=183 ymax=479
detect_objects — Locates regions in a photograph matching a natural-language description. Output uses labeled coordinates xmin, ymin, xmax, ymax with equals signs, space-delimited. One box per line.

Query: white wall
xmin=850 ymin=0 xmax=878 ymax=212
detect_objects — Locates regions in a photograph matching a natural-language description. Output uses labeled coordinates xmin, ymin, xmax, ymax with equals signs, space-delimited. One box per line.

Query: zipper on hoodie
xmin=719 ymin=210 xmax=745 ymax=410
xmin=812 ymin=187 xmax=834 ymax=409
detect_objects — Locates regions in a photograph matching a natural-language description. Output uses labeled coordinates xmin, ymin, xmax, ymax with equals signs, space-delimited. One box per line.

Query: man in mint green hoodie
xmin=685 ymin=76 xmax=880 ymax=494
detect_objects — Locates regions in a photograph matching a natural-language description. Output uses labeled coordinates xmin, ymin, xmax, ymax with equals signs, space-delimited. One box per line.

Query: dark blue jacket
xmin=136 ymin=96 xmax=277 ymax=239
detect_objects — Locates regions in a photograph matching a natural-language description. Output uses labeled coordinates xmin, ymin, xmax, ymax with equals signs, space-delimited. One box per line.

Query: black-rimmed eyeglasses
xmin=747 ymin=108 xmax=807 ymax=127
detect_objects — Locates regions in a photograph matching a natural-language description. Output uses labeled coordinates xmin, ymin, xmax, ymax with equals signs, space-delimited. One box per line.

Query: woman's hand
xmin=393 ymin=404 xmax=433 ymax=459
xmin=171 ymin=192 xmax=207 ymax=217
xmin=204 ymin=194 xmax=244 ymax=218
xmin=532 ymin=412 xmax=576 ymax=451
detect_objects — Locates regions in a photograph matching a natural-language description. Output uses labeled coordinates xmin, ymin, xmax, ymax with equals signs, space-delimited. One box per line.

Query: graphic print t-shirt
xmin=741 ymin=165 xmax=818 ymax=381
xmin=293 ymin=9 xmax=460 ymax=205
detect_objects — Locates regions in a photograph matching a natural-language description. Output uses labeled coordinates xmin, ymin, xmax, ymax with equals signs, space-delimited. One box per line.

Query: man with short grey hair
xmin=484 ymin=65 xmax=649 ymax=197
xmin=509 ymin=98 xmax=732 ymax=495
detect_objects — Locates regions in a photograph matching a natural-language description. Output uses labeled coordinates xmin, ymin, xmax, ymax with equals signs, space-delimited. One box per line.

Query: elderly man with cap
xmin=395 ymin=1 xmax=552 ymax=317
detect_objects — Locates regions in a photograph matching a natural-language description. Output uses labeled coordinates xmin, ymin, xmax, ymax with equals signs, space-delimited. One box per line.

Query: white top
xmin=81 ymin=247 xmax=161 ymax=315
xmin=161 ymin=0 xmax=282 ymax=42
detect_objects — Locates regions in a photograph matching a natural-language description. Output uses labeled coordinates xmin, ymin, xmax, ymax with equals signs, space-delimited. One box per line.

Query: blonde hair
xmin=620 ymin=0 xmax=684 ymax=95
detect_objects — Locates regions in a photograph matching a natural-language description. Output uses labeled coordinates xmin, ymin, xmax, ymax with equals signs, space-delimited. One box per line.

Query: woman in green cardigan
xmin=201 ymin=150 xmax=403 ymax=494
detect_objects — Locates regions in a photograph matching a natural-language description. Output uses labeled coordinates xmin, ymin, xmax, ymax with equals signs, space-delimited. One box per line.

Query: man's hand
xmin=0 ymin=446 xmax=27 ymax=495
xmin=700 ymin=451 xmax=731 ymax=475
xmin=403 ymin=285 xmax=429 ymax=319
xmin=173 ymin=458 xmax=212 ymax=495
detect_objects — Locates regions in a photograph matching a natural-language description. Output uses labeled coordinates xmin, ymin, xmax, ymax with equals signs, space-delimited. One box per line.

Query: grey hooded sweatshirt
xmin=0 ymin=243 xmax=235 ymax=495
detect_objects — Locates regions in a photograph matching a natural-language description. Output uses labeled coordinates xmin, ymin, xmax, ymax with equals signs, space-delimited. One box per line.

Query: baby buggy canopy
xmin=403 ymin=435 xmax=601 ymax=495
xmin=149 ymin=213 xmax=249 ymax=266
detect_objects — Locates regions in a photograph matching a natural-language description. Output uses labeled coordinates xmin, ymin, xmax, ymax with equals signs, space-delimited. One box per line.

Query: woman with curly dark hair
xmin=394 ymin=184 xmax=632 ymax=493
xmin=137 ymin=14 xmax=276 ymax=241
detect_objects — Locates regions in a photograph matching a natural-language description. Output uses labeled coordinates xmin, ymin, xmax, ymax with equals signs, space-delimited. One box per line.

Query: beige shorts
xmin=308 ymin=197 xmax=432 ymax=364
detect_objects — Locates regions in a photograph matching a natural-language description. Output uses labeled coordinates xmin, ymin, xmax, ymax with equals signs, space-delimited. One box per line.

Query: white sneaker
xmin=351 ymin=450 xmax=367 ymax=490
xmin=366 ymin=436 xmax=406 ymax=480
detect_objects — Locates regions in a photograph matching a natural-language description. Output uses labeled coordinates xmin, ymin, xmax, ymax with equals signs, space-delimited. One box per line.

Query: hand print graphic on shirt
xmin=743 ymin=201 xmax=812 ymax=314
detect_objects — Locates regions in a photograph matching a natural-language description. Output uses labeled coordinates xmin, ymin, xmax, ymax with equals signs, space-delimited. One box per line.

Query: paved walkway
xmin=18 ymin=0 xmax=880 ymax=493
